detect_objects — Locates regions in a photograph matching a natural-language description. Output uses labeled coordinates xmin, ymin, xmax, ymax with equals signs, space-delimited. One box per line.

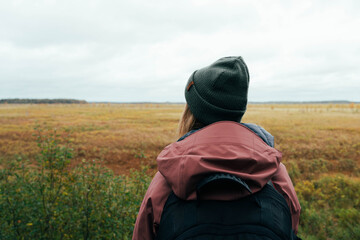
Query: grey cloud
xmin=0 ymin=0 xmax=359 ymax=102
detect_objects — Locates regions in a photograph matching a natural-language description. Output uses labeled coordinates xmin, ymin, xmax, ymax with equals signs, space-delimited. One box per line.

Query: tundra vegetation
xmin=0 ymin=103 xmax=359 ymax=239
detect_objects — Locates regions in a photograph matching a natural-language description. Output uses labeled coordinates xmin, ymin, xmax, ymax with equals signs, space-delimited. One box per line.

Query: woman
xmin=132 ymin=56 xmax=301 ymax=240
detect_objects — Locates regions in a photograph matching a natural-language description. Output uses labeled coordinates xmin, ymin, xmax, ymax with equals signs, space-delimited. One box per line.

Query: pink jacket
xmin=133 ymin=121 xmax=301 ymax=240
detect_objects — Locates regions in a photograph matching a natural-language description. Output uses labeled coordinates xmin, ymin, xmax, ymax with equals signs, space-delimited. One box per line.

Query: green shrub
xmin=338 ymin=158 xmax=358 ymax=173
xmin=296 ymin=175 xmax=360 ymax=240
xmin=0 ymin=127 xmax=151 ymax=239
xmin=295 ymin=158 xmax=330 ymax=180
xmin=1 ymin=126 xmax=360 ymax=240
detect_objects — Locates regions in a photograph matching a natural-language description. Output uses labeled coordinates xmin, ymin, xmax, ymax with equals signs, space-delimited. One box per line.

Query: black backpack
xmin=155 ymin=173 xmax=300 ymax=240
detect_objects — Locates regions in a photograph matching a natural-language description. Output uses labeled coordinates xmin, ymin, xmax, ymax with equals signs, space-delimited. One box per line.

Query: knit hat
xmin=185 ymin=56 xmax=250 ymax=125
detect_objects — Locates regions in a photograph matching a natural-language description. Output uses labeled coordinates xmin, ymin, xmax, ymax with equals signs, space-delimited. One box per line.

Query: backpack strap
xmin=267 ymin=180 xmax=275 ymax=187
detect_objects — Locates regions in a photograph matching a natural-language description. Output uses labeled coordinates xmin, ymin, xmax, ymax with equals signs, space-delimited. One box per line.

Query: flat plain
xmin=1 ymin=103 xmax=359 ymax=176
xmin=0 ymin=103 xmax=359 ymax=239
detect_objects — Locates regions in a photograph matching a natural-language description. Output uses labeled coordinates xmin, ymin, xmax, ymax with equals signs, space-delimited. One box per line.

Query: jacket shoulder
xmin=132 ymin=172 xmax=172 ymax=240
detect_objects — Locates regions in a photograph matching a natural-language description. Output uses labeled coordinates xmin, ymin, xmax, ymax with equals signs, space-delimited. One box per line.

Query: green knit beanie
xmin=185 ymin=56 xmax=250 ymax=125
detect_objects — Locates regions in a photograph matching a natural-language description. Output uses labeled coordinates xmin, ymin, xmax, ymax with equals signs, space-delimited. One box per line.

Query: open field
xmin=1 ymin=103 xmax=360 ymax=239
xmin=0 ymin=104 xmax=182 ymax=174
xmin=1 ymin=103 xmax=359 ymax=176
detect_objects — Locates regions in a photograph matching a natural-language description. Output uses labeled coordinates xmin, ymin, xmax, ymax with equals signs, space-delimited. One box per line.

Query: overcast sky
xmin=0 ymin=0 xmax=359 ymax=102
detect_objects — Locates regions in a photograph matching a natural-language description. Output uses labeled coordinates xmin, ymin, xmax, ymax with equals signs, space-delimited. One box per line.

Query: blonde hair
xmin=177 ymin=104 xmax=205 ymax=138
xmin=177 ymin=104 xmax=196 ymax=138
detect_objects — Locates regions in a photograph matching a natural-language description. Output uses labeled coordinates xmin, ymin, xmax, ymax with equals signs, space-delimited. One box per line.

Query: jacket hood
xmin=157 ymin=121 xmax=282 ymax=200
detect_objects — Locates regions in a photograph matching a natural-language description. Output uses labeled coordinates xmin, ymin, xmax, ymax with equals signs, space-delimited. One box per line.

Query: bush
xmin=0 ymin=127 xmax=151 ymax=239
xmin=1 ymin=126 xmax=360 ymax=240
xmin=296 ymin=175 xmax=360 ymax=240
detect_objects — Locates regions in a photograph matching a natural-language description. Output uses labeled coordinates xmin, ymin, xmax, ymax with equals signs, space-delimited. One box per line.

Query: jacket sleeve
xmin=132 ymin=172 xmax=172 ymax=240
xmin=271 ymin=163 xmax=301 ymax=234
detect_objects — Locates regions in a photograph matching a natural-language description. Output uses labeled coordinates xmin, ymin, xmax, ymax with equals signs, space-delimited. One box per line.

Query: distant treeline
xmin=249 ymin=100 xmax=358 ymax=104
xmin=91 ymin=100 xmax=358 ymax=104
xmin=0 ymin=98 xmax=87 ymax=104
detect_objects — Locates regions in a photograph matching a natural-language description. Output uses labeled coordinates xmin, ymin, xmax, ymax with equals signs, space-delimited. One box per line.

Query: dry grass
xmin=0 ymin=104 xmax=182 ymax=174
xmin=0 ymin=103 xmax=359 ymax=178
xmin=1 ymin=103 xmax=359 ymax=239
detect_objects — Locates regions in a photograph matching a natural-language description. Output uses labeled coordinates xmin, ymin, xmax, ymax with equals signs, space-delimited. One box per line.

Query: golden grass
xmin=0 ymin=103 xmax=359 ymax=178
